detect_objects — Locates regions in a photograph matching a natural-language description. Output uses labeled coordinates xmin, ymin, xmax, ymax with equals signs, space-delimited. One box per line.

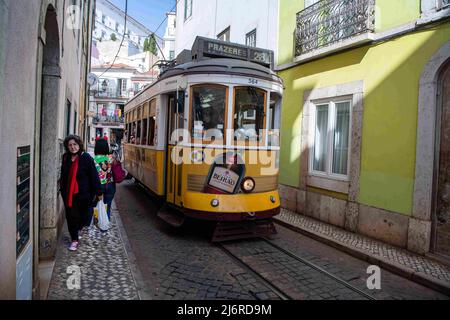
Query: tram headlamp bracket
xmin=241 ymin=177 xmax=255 ymax=193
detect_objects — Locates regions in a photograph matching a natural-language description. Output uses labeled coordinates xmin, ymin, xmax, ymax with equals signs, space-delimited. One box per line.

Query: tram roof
xmin=126 ymin=58 xmax=283 ymax=109
xmin=158 ymin=58 xmax=282 ymax=84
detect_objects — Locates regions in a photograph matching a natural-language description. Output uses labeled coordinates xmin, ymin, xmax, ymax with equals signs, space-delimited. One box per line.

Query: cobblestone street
xmin=110 ymin=181 xmax=449 ymax=300
xmin=47 ymin=213 xmax=139 ymax=300
xmin=45 ymin=180 xmax=450 ymax=300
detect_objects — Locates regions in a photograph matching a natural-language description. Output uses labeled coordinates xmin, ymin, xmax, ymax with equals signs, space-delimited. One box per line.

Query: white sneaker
xmin=68 ymin=241 xmax=79 ymax=251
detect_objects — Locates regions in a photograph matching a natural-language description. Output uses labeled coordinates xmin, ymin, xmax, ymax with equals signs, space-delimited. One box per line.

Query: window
xmin=233 ymin=87 xmax=266 ymax=143
xmin=440 ymin=0 xmax=450 ymax=8
xmin=191 ymin=85 xmax=227 ymax=142
xmin=217 ymin=27 xmax=230 ymax=42
xmin=184 ymin=0 xmax=192 ymax=21
xmin=169 ymin=50 xmax=175 ymax=60
xmin=311 ymin=99 xmax=351 ymax=178
xmin=142 ymin=118 xmax=148 ymax=145
xmin=148 ymin=99 xmax=157 ymax=146
xmin=246 ymin=29 xmax=257 ymax=47
xmin=268 ymin=92 xmax=282 ymax=147
xmin=118 ymin=79 xmax=127 ymax=96
xmin=73 ymin=110 xmax=77 ymax=134
xmin=65 ymin=100 xmax=72 ymax=137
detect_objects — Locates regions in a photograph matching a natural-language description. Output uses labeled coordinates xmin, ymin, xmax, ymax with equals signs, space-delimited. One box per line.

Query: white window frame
xmin=184 ymin=0 xmax=193 ymax=21
xmin=418 ymin=0 xmax=450 ymax=24
xmin=309 ymin=96 xmax=353 ymax=182
xmin=120 ymin=79 xmax=127 ymax=94
xmin=438 ymin=0 xmax=450 ymax=10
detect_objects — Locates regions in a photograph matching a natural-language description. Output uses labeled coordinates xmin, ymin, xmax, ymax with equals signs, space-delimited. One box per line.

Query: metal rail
xmin=261 ymin=238 xmax=376 ymax=300
xmin=218 ymin=238 xmax=377 ymax=300
xmin=217 ymin=243 xmax=292 ymax=301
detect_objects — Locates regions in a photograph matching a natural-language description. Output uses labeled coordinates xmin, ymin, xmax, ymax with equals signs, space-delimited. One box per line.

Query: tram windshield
xmin=191 ymin=85 xmax=227 ymax=141
xmin=233 ymin=87 xmax=266 ymax=143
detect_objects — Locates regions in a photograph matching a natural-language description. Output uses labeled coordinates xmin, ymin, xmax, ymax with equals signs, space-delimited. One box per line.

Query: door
xmin=165 ymin=93 xmax=184 ymax=206
xmin=435 ymin=61 xmax=450 ymax=258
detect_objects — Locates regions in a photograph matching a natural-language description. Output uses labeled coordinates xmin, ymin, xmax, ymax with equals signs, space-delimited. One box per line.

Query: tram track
xmin=218 ymin=242 xmax=292 ymax=300
xmin=218 ymin=237 xmax=377 ymax=300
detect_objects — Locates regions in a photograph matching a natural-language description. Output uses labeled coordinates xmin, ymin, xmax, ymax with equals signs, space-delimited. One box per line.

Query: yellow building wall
xmin=278 ymin=23 xmax=450 ymax=215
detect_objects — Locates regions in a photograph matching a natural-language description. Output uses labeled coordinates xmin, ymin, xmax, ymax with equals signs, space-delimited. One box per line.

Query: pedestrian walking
xmin=93 ymin=137 xmax=122 ymax=221
xmin=60 ymin=135 xmax=103 ymax=251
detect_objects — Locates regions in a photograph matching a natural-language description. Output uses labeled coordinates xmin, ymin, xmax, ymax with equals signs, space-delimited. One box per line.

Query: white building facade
xmin=162 ymin=11 xmax=176 ymax=61
xmin=93 ymin=0 xmax=151 ymax=52
xmin=175 ymin=0 xmax=279 ymax=57
xmin=88 ymin=64 xmax=155 ymax=146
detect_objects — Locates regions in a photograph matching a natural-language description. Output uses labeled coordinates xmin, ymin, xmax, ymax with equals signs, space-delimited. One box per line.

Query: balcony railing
xmin=295 ymin=0 xmax=375 ymax=57
xmin=93 ymin=115 xmax=124 ymax=125
xmin=91 ymin=89 xmax=130 ymax=99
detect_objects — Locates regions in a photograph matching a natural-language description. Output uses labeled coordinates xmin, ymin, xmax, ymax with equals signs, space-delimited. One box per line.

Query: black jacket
xmin=60 ymin=152 xmax=102 ymax=207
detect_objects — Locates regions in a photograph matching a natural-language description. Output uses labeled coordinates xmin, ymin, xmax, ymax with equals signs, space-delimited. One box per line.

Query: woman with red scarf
xmin=60 ymin=135 xmax=103 ymax=251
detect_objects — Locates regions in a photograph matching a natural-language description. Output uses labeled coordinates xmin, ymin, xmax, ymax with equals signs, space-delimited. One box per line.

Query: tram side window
xmin=233 ymin=87 xmax=266 ymax=142
xmin=131 ymin=122 xmax=137 ymax=144
xmin=268 ymin=92 xmax=282 ymax=147
xmin=148 ymin=116 xmax=156 ymax=146
xmin=148 ymin=99 xmax=156 ymax=146
xmin=142 ymin=118 xmax=148 ymax=145
xmin=192 ymin=85 xmax=227 ymax=141
xmin=136 ymin=119 xmax=142 ymax=145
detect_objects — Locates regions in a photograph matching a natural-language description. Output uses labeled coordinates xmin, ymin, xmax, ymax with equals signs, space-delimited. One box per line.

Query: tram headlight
xmin=211 ymin=199 xmax=220 ymax=207
xmin=241 ymin=177 xmax=255 ymax=193
xmin=270 ymin=196 xmax=276 ymax=203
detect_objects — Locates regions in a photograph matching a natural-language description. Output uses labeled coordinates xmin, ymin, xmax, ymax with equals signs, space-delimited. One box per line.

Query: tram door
xmin=165 ymin=93 xmax=184 ymax=206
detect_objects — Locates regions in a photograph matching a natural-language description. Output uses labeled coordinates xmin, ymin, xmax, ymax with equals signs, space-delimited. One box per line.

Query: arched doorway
xmin=37 ymin=4 xmax=61 ymax=261
xmin=434 ymin=60 xmax=450 ymax=258
xmin=413 ymin=40 xmax=450 ymax=257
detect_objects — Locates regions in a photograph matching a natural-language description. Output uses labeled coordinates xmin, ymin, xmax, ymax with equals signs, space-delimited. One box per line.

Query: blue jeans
xmin=101 ymin=183 xmax=116 ymax=219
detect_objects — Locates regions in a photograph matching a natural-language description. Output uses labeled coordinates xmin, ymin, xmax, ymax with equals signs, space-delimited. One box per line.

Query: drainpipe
xmin=84 ymin=0 xmax=95 ymax=149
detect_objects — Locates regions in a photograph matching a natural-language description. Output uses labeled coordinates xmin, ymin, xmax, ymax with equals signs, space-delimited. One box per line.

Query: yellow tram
xmin=123 ymin=37 xmax=283 ymax=240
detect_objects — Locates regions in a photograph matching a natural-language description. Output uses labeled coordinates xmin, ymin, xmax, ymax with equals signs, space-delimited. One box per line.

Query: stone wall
xmin=279 ymin=184 xmax=430 ymax=254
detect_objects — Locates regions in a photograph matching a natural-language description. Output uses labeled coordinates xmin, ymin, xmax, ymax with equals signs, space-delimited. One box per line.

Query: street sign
xmin=191 ymin=36 xmax=274 ymax=69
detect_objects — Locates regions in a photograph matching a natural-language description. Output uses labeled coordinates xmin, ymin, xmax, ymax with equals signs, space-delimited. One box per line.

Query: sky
xmin=108 ymin=0 xmax=177 ymax=39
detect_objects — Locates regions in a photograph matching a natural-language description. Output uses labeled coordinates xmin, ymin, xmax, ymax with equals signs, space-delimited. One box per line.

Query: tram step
xmin=212 ymin=220 xmax=277 ymax=242
xmin=157 ymin=207 xmax=185 ymax=227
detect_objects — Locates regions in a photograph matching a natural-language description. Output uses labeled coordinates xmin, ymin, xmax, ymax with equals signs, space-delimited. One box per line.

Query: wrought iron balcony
xmin=93 ymin=115 xmax=124 ymax=125
xmin=295 ymin=0 xmax=375 ymax=57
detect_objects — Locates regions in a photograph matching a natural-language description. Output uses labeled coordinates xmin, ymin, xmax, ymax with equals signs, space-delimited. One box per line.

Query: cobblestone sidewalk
xmin=46 ymin=204 xmax=140 ymax=300
xmin=274 ymin=209 xmax=450 ymax=295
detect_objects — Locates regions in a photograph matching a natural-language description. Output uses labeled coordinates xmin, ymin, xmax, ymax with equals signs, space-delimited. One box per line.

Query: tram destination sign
xmin=191 ymin=37 xmax=274 ymax=69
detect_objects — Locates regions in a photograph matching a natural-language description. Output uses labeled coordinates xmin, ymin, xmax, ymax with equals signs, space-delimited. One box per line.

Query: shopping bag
xmin=112 ymin=159 xmax=127 ymax=184
xmin=96 ymin=200 xmax=110 ymax=231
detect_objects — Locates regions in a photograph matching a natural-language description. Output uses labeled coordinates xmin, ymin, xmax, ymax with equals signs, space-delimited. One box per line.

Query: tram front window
xmin=234 ymin=87 xmax=266 ymax=143
xmin=192 ymin=85 xmax=227 ymax=142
